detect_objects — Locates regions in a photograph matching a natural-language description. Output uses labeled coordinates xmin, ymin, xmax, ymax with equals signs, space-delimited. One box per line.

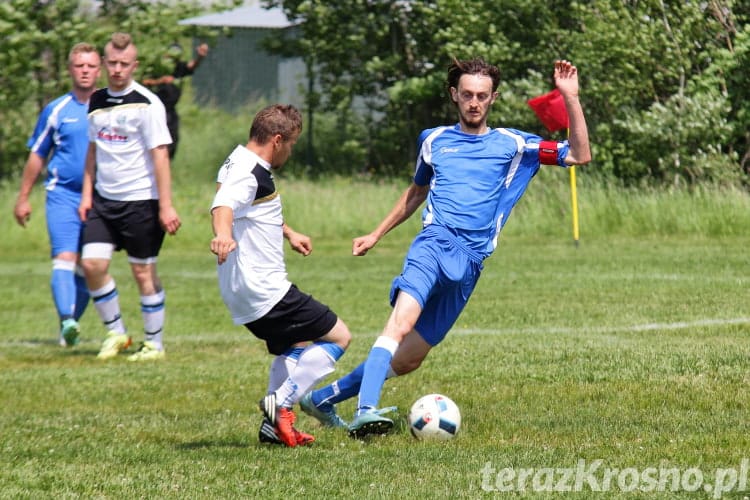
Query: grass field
xmin=2 ymin=166 xmax=750 ymax=498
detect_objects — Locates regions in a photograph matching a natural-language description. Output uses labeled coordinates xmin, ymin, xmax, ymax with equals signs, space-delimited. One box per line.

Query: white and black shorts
xmin=82 ymin=192 xmax=165 ymax=260
xmin=244 ymin=284 xmax=338 ymax=355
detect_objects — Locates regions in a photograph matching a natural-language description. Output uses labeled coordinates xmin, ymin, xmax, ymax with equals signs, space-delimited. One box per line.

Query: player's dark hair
xmin=249 ymin=104 xmax=303 ymax=144
xmin=109 ymin=32 xmax=132 ymax=50
xmin=446 ymin=57 xmax=501 ymax=94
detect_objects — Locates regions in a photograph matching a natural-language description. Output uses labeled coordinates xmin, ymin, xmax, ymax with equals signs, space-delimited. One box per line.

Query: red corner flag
xmin=527 ymin=89 xmax=569 ymax=133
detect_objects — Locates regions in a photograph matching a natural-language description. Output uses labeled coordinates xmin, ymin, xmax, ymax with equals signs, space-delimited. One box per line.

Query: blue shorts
xmin=46 ymin=187 xmax=83 ymax=257
xmin=390 ymin=225 xmax=483 ymax=346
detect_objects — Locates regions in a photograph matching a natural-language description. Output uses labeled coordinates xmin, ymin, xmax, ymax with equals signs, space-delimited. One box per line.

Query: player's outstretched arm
xmin=554 ymin=60 xmax=591 ymax=166
xmin=352 ymin=182 xmax=428 ymax=256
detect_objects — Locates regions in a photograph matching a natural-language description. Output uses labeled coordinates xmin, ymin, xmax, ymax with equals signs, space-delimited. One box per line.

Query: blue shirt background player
xmin=13 ymin=42 xmax=101 ymax=347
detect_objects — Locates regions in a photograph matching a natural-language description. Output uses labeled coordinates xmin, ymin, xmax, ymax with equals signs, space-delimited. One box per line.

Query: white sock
xmin=141 ymin=291 xmax=165 ymax=350
xmin=267 ymin=346 xmax=304 ymax=394
xmin=275 ymin=342 xmax=344 ymax=408
xmin=90 ymin=279 xmax=126 ymax=334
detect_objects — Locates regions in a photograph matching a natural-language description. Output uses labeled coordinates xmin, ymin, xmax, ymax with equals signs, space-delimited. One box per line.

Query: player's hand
xmin=78 ymin=198 xmax=92 ymax=222
xmin=196 ymin=43 xmax=209 ymax=58
xmin=210 ymin=235 xmax=237 ymax=265
xmin=160 ymin=206 xmax=181 ymax=235
xmin=352 ymin=234 xmax=378 ymax=256
xmin=13 ymin=199 xmax=31 ymax=227
xmin=554 ymin=59 xmax=579 ymax=98
xmin=287 ymin=231 xmax=312 ymax=256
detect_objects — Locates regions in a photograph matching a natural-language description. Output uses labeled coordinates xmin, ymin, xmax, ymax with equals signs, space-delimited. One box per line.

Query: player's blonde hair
xmin=68 ymin=42 xmax=99 ymax=66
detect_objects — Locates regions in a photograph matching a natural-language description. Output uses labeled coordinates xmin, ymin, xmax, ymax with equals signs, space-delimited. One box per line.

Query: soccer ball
xmin=408 ymin=393 xmax=461 ymax=440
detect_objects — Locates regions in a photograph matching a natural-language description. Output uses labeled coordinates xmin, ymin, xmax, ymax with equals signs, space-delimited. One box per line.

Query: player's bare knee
xmin=327 ymin=319 xmax=352 ymax=350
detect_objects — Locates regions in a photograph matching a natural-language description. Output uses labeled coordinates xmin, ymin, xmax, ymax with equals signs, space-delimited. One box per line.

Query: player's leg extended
xmin=267 ymin=345 xmax=306 ymax=394
xmin=357 ymin=291 xmax=422 ymax=413
xmin=311 ymin=328 xmax=430 ymax=405
xmin=347 ymin=292 xmax=422 ymax=438
xmin=275 ymin=319 xmax=350 ymax=408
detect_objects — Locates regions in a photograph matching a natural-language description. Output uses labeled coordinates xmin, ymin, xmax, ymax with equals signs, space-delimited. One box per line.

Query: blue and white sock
xmin=90 ymin=279 xmax=126 ymax=334
xmin=312 ymin=362 xmax=398 ymax=409
xmin=267 ymin=346 xmax=305 ymax=394
xmin=141 ymin=290 xmax=165 ymax=350
xmin=51 ymin=259 xmax=76 ymax=321
xmin=356 ymin=336 xmax=399 ymax=414
xmin=73 ymin=269 xmax=89 ymax=321
xmin=275 ymin=341 xmax=345 ymax=408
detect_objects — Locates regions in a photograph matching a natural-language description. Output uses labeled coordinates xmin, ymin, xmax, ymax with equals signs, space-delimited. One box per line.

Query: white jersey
xmin=211 ymin=145 xmax=291 ymax=324
xmin=88 ymin=81 xmax=172 ymax=201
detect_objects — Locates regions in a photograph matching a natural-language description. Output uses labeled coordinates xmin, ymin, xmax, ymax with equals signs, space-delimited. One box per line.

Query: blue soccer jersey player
xmin=14 ymin=43 xmax=101 ymax=347
xmin=300 ymin=58 xmax=592 ymax=438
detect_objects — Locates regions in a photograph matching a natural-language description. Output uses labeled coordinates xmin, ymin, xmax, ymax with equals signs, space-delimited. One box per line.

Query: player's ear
xmin=449 ymin=86 xmax=459 ymax=103
xmin=271 ymin=134 xmax=283 ymax=150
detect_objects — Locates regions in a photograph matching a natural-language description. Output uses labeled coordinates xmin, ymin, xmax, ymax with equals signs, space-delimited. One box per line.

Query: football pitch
xmin=1 ymin=181 xmax=749 ymax=498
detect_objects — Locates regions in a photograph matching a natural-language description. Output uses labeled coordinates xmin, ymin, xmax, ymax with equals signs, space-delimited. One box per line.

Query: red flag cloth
xmin=527 ymin=88 xmax=569 ymax=133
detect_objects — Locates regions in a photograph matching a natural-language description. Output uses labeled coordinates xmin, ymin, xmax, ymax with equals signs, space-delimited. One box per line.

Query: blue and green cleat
xmin=60 ymin=318 xmax=80 ymax=347
xmin=347 ymin=408 xmax=395 ymax=439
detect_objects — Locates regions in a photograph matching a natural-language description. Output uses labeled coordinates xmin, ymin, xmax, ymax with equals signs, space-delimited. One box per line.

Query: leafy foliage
xmin=0 ymin=0 xmax=239 ymax=181
xmin=266 ymin=0 xmax=748 ymax=186
xmin=2 ymin=0 xmax=748 ymax=187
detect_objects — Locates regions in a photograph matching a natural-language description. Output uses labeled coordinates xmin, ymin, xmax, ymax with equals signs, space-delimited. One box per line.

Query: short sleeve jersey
xmin=211 ymin=145 xmax=291 ymax=324
xmin=413 ymin=124 xmax=569 ymax=258
xmin=87 ymin=81 xmax=172 ymax=201
xmin=27 ymin=92 xmax=90 ymax=193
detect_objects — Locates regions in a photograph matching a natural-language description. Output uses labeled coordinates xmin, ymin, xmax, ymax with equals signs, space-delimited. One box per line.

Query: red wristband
xmin=538 ymin=140 xmax=558 ymax=165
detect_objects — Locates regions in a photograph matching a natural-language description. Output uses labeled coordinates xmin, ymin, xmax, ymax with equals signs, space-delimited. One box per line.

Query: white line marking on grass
xmin=452 ymin=317 xmax=750 ymax=336
xmin=4 ymin=318 xmax=750 ymax=350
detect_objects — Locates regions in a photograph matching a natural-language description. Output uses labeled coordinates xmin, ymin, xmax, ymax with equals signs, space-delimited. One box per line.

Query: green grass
xmin=2 ymin=146 xmax=750 ymax=498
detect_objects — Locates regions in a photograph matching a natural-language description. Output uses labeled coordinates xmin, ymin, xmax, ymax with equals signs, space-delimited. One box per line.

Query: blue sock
xmin=51 ymin=265 xmax=76 ymax=321
xmin=73 ymin=272 xmax=89 ymax=321
xmin=313 ymin=362 xmax=365 ymax=407
xmin=357 ymin=336 xmax=399 ymax=413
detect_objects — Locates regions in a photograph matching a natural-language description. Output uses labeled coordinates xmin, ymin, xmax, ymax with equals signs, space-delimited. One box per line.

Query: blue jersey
xmin=413 ymin=124 xmax=569 ymax=258
xmin=27 ymin=92 xmax=90 ymax=193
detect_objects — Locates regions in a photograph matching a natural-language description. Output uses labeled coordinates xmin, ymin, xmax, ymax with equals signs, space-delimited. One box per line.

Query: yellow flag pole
xmin=567 ymin=127 xmax=580 ymax=247
xmin=569 ymin=165 xmax=579 ymax=247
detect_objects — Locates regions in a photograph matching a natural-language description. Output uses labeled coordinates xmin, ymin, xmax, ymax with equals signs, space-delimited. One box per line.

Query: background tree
xmin=267 ymin=0 xmax=748 ymax=186
xmin=2 ymin=0 xmax=747 ymax=187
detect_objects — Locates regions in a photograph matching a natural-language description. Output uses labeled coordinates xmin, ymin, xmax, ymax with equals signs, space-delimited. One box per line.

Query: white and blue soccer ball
xmin=408 ymin=393 xmax=461 ymax=440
